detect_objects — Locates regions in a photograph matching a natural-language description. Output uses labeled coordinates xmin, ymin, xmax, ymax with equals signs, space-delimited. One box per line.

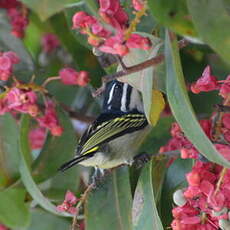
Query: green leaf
xmin=0 ymin=12 xmax=34 ymax=80
xmin=0 ymin=113 xmax=20 ymax=188
xmin=151 ymin=158 xmax=167 ymax=204
xmin=187 ymin=0 xmax=230 ymax=66
xmin=20 ymin=0 xmax=79 ymax=21
xmin=165 ymin=31 xmax=230 ymax=167
xmin=160 ymin=158 xmax=192 ymax=227
xmin=0 ymin=188 xmax=30 ymax=228
xmin=85 ymin=167 xmax=133 ymax=230
xmin=132 ymin=161 xmax=163 ymax=230
xmin=20 ymin=208 xmax=70 ymax=230
xmin=118 ymin=33 xmax=164 ymax=125
xmin=148 ymin=0 xmax=197 ymax=37
xmin=32 ymin=106 xmax=77 ymax=182
xmin=19 ymin=115 xmax=71 ymax=217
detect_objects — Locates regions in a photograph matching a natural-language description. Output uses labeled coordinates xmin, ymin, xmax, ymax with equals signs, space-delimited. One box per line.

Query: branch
xmin=93 ymin=38 xmax=189 ymax=97
xmin=60 ymin=103 xmax=95 ymax=123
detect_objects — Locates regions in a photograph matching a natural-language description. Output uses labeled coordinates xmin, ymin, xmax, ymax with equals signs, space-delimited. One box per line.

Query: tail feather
xmin=58 ymin=154 xmax=92 ymax=172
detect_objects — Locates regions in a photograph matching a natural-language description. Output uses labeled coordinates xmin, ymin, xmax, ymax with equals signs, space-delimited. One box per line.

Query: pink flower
xmin=215 ymin=144 xmax=230 ymax=161
xmin=222 ymin=113 xmax=230 ymax=129
xmin=208 ymin=191 xmax=226 ymax=211
xmin=0 ymin=51 xmax=20 ymax=81
xmin=72 ymin=11 xmax=97 ymax=29
xmin=199 ymin=119 xmax=212 ymax=138
xmin=126 ymin=34 xmax=151 ymax=50
xmin=0 ymin=56 xmax=12 ymax=70
xmin=186 ymin=172 xmax=201 ymax=186
xmin=219 ymin=75 xmax=230 ymax=99
xmin=0 ymin=224 xmax=8 ymax=230
xmin=36 ymin=101 xmax=63 ymax=136
xmin=191 ymin=66 xmax=219 ymax=94
xmin=99 ymin=35 xmax=129 ymax=56
xmin=59 ymin=68 xmax=90 ymax=86
xmin=132 ymin=0 xmax=145 ymax=11
xmin=99 ymin=0 xmax=120 ymax=15
xmin=181 ymin=216 xmax=200 ymax=225
xmin=56 ymin=190 xmax=79 ymax=215
xmin=0 ymin=99 xmax=8 ymax=115
xmin=8 ymin=8 xmax=28 ymax=38
xmin=41 ymin=33 xmax=60 ymax=53
xmin=29 ymin=127 xmax=46 ymax=150
xmin=3 ymin=51 xmax=20 ymax=64
xmin=77 ymin=71 xmax=90 ymax=87
xmin=4 ymin=87 xmax=39 ymax=116
xmin=181 ymin=147 xmax=199 ymax=159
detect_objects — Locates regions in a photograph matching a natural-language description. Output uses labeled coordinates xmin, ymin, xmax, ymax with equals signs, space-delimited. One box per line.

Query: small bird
xmin=59 ymin=80 xmax=150 ymax=171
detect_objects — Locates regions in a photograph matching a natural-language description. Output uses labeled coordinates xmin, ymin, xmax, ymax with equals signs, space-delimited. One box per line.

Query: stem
xmin=212 ymin=95 xmax=230 ymax=141
xmin=61 ymin=103 xmax=95 ymax=123
xmin=124 ymin=2 xmax=148 ymax=40
xmin=29 ymin=74 xmax=36 ymax=83
xmin=93 ymin=38 xmax=189 ymax=97
xmin=214 ymin=167 xmax=227 ymax=196
xmin=72 ymin=183 xmax=94 ymax=230
xmin=41 ymin=76 xmax=60 ymax=87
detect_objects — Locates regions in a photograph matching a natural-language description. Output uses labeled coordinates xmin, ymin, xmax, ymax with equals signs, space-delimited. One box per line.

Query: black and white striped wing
xmin=78 ymin=112 xmax=148 ymax=156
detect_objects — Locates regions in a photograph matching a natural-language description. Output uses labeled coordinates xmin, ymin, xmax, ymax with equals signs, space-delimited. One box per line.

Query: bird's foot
xmin=90 ymin=167 xmax=109 ymax=188
xmin=133 ymin=152 xmax=151 ymax=168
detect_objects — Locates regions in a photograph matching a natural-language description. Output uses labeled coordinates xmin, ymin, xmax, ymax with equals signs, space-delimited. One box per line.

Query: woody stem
xmin=41 ymin=76 xmax=61 ymax=87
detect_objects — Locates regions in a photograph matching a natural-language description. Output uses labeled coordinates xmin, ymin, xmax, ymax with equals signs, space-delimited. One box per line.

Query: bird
xmin=59 ymin=80 xmax=150 ymax=172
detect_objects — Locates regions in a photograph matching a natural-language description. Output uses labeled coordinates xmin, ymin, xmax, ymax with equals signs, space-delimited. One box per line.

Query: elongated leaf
xmin=20 ymin=0 xmax=79 ymax=21
xmin=85 ymin=167 xmax=132 ymax=230
xmin=0 ymin=188 xmax=30 ymax=228
xmin=0 ymin=113 xmax=20 ymax=187
xmin=151 ymin=158 xmax=167 ymax=204
xmin=20 ymin=208 xmax=70 ymax=230
xmin=187 ymin=0 xmax=230 ymax=66
xmin=32 ymin=107 xmax=77 ymax=182
xmin=19 ymin=115 xmax=71 ymax=217
xmin=165 ymin=31 xmax=230 ymax=167
xmin=149 ymin=90 xmax=165 ymax=126
xmin=132 ymin=160 xmax=164 ymax=230
xmin=148 ymin=0 xmax=197 ymax=37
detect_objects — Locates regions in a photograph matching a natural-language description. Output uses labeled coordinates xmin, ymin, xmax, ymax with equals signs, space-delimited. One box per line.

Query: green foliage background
xmin=0 ymin=0 xmax=229 ymax=229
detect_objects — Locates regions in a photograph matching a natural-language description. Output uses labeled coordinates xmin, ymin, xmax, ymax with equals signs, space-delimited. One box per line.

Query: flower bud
xmin=173 ymin=189 xmax=187 ymax=207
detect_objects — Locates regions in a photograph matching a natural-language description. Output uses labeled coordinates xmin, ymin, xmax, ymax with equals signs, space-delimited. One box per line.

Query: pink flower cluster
xmin=0 ymin=224 xmax=8 ymax=230
xmin=36 ymin=100 xmax=63 ymax=136
xmin=29 ymin=127 xmax=46 ymax=150
xmin=0 ymin=51 xmax=20 ymax=81
xmin=172 ymin=161 xmax=230 ymax=230
xmin=160 ymin=67 xmax=230 ymax=161
xmin=72 ymin=0 xmax=151 ymax=56
xmin=59 ymin=67 xmax=90 ymax=86
xmin=159 ymin=120 xmax=211 ymax=160
xmin=56 ymin=190 xmax=79 ymax=215
xmin=0 ymin=87 xmax=63 ymax=136
xmin=41 ymin=33 xmax=60 ymax=53
xmin=0 ymin=0 xmax=29 ymax=38
xmin=191 ymin=65 xmax=230 ymax=99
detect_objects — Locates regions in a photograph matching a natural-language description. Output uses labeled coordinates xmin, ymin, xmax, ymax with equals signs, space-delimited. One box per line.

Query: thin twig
xmin=42 ymin=76 xmax=60 ymax=87
xmin=93 ymin=38 xmax=189 ymax=97
xmin=61 ymin=103 xmax=95 ymax=123
xmin=71 ymin=183 xmax=95 ymax=230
